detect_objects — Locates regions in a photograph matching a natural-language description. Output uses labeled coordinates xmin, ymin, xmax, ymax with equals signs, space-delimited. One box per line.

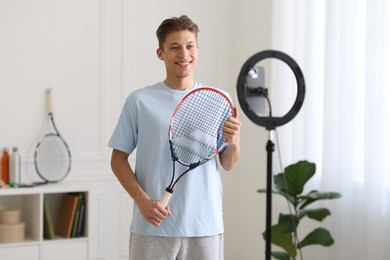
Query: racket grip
xmin=160 ymin=188 xmax=173 ymax=208
xmin=46 ymin=88 xmax=53 ymax=114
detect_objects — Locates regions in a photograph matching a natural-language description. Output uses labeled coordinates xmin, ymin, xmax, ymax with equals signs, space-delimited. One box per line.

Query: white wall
xmin=0 ymin=0 xmax=272 ymax=259
xmin=223 ymin=1 xmax=273 ymax=259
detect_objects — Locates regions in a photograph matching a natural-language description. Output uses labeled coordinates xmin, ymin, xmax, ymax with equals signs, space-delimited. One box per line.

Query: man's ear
xmin=156 ymin=48 xmax=164 ymax=60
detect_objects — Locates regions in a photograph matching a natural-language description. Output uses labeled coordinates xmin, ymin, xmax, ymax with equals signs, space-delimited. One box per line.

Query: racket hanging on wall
xmin=34 ymin=88 xmax=71 ymax=183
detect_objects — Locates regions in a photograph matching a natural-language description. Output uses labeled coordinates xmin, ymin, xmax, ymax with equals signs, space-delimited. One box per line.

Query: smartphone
xmin=245 ymin=66 xmax=266 ymax=114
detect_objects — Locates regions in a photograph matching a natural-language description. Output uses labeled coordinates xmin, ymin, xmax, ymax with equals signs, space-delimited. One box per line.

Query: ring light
xmin=237 ymin=50 xmax=305 ymax=130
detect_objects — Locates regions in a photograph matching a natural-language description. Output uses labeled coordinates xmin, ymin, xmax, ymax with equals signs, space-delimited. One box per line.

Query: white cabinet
xmin=0 ymin=182 xmax=89 ymax=260
xmin=42 ymin=240 xmax=88 ymax=260
xmin=0 ymin=244 xmax=40 ymax=260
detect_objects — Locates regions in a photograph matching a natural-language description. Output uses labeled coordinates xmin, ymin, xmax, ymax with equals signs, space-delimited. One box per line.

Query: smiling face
xmin=157 ymin=30 xmax=199 ymax=90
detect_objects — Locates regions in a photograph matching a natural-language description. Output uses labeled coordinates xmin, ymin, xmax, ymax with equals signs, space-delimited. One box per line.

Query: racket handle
xmin=160 ymin=188 xmax=173 ymax=208
xmin=46 ymin=88 xmax=53 ymax=114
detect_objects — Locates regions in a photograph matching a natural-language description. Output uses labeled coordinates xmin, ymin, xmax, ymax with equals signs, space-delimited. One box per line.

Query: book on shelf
xmin=55 ymin=193 xmax=79 ymax=238
xmin=76 ymin=194 xmax=86 ymax=237
xmin=69 ymin=192 xmax=86 ymax=238
xmin=43 ymin=197 xmax=55 ymax=239
xmin=70 ymin=193 xmax=81 ymax=237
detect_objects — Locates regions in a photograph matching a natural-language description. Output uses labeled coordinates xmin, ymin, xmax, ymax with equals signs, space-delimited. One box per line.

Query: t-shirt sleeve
xmin=108 ymin=95 xmax=138 ymax=154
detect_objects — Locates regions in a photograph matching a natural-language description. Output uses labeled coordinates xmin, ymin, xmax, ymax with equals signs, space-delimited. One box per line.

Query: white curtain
xmin=271 ymin=0 xmax=390 ymax=259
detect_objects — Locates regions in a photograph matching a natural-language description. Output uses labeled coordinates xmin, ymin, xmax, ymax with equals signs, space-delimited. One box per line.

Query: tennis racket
xmin=160 ymin=87 xmax=235 ymax=207
xmin=34 ymin=88 xmax=71 ymax=183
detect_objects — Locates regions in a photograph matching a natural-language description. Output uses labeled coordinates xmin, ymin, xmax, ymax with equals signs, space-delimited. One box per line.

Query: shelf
xmin=0 ymin=181 xmax=90 ymax=260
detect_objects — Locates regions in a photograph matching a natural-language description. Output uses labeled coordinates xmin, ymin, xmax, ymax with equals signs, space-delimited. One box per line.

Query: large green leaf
xmin=273 ymin=174 xmax=297 ymax=204
xmin=274 ymin=173 xmax=288 ymax=193
xmin=277 ymin=161 xmax=316 ymax=197
xmin=271 ymin=251 xmax=291 ymax=260
xmin=278 ymin=214 xmax=299 ymax=233
xmin=298 ymin=208 xmax=331 ymax=221
xmin=299 ymin=190 xmax=342 ymax=209
xmin=298 ymin=228 xmax=334 ymax=248
xmin=263 ymin=225 xmax=297 ymax=257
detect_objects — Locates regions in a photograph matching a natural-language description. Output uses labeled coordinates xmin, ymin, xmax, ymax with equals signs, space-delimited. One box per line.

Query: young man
xmin=109 ymin=15 xmax=241 ymax=260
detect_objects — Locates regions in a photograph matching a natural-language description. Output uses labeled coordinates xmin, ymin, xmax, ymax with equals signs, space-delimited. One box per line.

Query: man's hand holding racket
xmin=136 ymin=193 xmax=171 ymax=226
xmin=220 ymin=107 xmax=241 ymax=171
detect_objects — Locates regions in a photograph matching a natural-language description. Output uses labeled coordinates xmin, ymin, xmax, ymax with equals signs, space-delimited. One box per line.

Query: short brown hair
xmin=156 ymin=15 xmax=199 ymax=50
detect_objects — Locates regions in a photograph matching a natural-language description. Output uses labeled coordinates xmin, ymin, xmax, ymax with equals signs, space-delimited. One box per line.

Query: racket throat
xmin=189 ymin=162 xmax=200 ymax=170
xmin=165 ymin=187 xmax=174 ymax=194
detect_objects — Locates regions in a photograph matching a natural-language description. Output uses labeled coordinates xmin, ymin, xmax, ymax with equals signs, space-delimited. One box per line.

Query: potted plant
xmin=258 ymin=160 xmax=341 ymax=260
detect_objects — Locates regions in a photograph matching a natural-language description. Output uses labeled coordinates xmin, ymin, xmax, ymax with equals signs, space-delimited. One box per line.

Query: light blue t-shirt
xmin=108 ymin=82 xmax=226 ymax=237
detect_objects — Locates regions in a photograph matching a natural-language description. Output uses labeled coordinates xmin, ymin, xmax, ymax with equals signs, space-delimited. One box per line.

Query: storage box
xmin=0 ymin=222 xmax=25 ymax=243
xmin=0 ymin=209 xmax=21 ymax=225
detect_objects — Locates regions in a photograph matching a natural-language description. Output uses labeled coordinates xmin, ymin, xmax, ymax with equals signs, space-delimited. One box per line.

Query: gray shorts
xmin=129 ymin=233 xmax=224 ymax=260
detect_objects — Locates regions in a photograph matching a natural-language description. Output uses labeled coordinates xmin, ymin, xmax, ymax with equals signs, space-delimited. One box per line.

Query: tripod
xmin=236 ymin=50 xmax=306 ymax=260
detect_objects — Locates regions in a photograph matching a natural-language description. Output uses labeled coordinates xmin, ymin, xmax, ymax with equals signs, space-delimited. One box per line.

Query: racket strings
xmin=171 ymin=89 xmax=232 ymax=165
xmin=35 ymin=135 xmax=71 ymax=182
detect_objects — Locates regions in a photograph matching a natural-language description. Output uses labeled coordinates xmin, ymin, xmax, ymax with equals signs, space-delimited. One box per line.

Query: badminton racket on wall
xmin=34 ymin=88 xmax=71 ymax=183
xmin=160 ymin=87 xmax=235 ymax=207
